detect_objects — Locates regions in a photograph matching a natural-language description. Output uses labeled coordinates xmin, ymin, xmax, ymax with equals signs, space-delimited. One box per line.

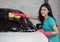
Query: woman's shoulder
xmin=48 ymin=16 xmax=56 ymax=26
xmin=48 ymin=16 xmax=56 ymax=23
xmin=48 ymin=16 xmax=54 ymax=20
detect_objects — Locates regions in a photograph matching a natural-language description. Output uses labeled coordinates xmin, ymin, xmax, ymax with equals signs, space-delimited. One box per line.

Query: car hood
xmin=0 ymin=31 xmax=48 ymax=42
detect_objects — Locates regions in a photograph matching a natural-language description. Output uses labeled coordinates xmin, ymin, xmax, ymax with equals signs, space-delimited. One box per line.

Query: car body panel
xmin=0 ymin=31 xmax=48 ymax=42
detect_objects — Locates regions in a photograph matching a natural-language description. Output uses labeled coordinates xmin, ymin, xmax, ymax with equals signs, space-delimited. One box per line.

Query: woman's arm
xmin=27 ymin=14 xmax=39 ymax=20
xmin=9 ymin=12 xmax=39 ymax=20
xmin=38 ymin=25 xmax=59 ymax=37
xmin=52 ymin=25 xmax=59 ymax=35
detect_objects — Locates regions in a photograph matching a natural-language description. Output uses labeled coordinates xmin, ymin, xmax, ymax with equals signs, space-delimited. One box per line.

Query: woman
xmin=8 ymin=3 xmax=59 ymax=42
xmin=37 ymin=3 xmax=59 ymax=42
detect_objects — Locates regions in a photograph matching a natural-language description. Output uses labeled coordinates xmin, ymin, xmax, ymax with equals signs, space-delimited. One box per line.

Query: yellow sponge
xmin=8 ymin=12 xmax=14 ymax=18
xmin=8 ymin=12 xmax=21 ymax=19
xmin=14 ymin=16 xmax=21 ymax=19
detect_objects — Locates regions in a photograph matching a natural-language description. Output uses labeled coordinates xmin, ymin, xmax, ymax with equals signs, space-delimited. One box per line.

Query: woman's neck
xmin=44 ymin=15 xmax=48 ymax=21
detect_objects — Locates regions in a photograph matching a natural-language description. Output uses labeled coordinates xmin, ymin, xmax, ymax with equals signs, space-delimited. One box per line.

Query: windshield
xmin=0 ymin=8 xmax=37 ymax=32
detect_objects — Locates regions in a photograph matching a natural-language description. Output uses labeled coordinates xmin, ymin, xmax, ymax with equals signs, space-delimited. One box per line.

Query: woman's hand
xmin=11 ymin=12 xmax=27 ymax=18
xmin=38 ymin=29 xmax=52 ymax=37
xmin=8 ymin=12 xmax=25 ymax=19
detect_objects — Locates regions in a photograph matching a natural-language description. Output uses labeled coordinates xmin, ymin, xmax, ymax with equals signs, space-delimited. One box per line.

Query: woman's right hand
xmin=8 ymin=12 xmax=27 ymax=19
xmin=11 ymin=12 xmax=27 ymax=18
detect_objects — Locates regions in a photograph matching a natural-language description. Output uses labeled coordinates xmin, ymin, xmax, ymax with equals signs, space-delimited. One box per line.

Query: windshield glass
xmin=0 ymin=8 xmax=37 ymax=32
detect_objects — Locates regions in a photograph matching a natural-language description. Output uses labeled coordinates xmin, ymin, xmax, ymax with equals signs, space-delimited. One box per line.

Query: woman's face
xmin=41 ymin=6 xmax=49 ymax=17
